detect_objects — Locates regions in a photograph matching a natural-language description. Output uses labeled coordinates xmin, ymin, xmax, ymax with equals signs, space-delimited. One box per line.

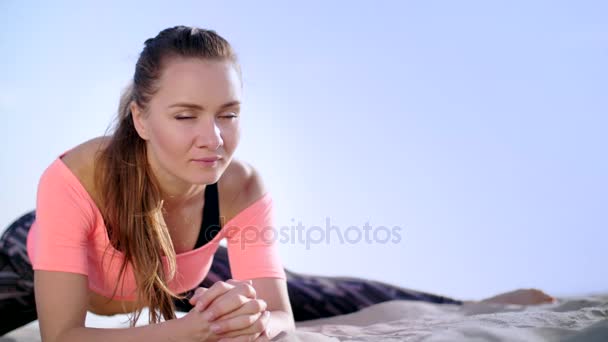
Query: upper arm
xmin=224 ymin=162 xmax=294 ymax=316
xmin=30 ymin=160 xmax=94 ymax=274
xmin=34 ymin=270 xmax=90 ymax=341
xmin=238 ymin=165 xmax=294 ymax=316
xmin=28 ymin=158 xmax=96 ymax=340
xmin=225 ymin=162 xmax=286 ymax=281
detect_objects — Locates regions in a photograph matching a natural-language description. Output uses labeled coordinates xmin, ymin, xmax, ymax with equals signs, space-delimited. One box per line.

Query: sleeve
xmin=225 ymin=193 xmax=286 ymax=280
xmin=28 ymin=162 xmax=94 ymax=276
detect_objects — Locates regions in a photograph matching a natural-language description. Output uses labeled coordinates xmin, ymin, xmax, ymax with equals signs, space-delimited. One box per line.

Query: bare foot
xmin=479 ymin=288 xmax=556 ymax=305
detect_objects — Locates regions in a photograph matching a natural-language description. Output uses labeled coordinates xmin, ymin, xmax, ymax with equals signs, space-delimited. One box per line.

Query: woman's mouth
xmin=192 ymin=156 xmax=221 ymax=167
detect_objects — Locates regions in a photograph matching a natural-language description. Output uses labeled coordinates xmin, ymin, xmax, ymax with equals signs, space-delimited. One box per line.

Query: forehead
xmin=152 ymin=57 xmax=241 ymax=107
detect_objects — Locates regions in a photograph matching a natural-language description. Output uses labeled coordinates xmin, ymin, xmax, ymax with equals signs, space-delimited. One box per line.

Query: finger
xmin=205 ymin=279 xmax=256 ymax=304
xmin=210 ymin=311 xmax=263 ymax=335
xmin=214 ymin=310 xmax=270 ymax=339
xmin=236 ymin=282 xmax=257 ymax=299
xmin=196 ymin=281 xmax=235 ymax=314
xmin=215 ymin=298 xmax=267 ymax=321
xmin=193 ymin=300 xmax=204 ymax=313
xmin=190 ymin=282 xmax=252 ymax=308
xmin=226 ymin=281 xmax=257 ymax=299
xmin=188 ymin=286 xmax=209 ymax=306
xmin=206 ymin=285 xmax=257 ymax=322
xmin=208 ymin=283 xmax=257 ymax=316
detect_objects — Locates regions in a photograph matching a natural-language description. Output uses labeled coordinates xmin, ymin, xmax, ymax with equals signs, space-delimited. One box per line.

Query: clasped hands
xmin=178 ymin=279 xmax=271 ymax=342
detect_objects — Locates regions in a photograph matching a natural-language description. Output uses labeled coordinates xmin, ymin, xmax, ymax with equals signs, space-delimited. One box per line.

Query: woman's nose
xmin=195 ymin=118 xmax=223 ymax=150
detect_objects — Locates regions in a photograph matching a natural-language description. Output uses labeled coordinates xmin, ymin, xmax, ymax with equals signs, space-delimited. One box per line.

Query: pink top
xmin=26 ymin=151 xmax=286 ymax=301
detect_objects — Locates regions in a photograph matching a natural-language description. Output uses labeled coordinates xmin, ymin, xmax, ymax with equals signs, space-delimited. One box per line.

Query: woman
xmin=0 ymin=26 xmax=555 ymax=341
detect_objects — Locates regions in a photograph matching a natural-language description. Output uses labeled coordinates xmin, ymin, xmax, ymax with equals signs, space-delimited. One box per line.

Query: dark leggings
xmin=0 ymin=211 xmax=462 ymax=335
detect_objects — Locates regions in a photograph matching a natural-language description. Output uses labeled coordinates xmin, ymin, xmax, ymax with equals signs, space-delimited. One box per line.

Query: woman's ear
xmin=130 ymin=101 xmax=149 ymax=140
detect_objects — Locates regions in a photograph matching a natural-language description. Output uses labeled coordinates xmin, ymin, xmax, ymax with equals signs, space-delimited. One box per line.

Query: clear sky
xmin=1 ymin=0 xmax=606 ymax=300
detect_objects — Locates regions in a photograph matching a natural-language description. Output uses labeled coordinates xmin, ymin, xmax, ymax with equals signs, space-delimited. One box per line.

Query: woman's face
xmin=132 ymin=57 xmax=242 ymax=194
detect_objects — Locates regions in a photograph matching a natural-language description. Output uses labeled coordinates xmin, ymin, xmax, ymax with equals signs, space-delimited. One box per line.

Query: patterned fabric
xmin=0 ymin=211 xmax=37 ymax=336
xmin=1 ymin=211 xmax=462 ymax=335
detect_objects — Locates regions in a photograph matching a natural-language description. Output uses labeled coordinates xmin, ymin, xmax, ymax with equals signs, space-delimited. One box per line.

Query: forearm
xmin=55 ymin=319 xmax=187 ymax=342
xmin=265 ymin=310 xmax=296 ymax=340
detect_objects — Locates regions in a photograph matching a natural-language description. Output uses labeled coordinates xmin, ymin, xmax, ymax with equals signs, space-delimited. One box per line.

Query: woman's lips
xmin=194 ymin=157 xmax=220 ymax=162
xmin=192 ymin=156 xmax=221 ymax=166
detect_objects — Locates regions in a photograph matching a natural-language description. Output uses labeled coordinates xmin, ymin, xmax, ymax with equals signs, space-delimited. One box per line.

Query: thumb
xmin=188 ymin=287 xmax=209 ymax=306
xmin=189 ymin=299 xmax=204 ymax=313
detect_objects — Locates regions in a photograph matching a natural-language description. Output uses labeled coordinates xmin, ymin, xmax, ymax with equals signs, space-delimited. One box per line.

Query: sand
xmin=3 ymin=293 xmax=607 ymax=341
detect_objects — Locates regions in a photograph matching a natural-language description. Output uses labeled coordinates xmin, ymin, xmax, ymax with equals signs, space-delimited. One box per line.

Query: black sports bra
xmin=194 ymin=182 xmax=222 ymax=248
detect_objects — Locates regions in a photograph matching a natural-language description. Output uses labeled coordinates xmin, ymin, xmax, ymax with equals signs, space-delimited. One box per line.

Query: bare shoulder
xmin=219 ymin=158 xmax=268 ymax=220
xmin=59 ymin=136 xmax=111 ymax=202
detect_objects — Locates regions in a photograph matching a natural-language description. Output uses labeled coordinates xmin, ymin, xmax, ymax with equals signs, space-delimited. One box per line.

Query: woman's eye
xmin=220 ymin=114 xmax=239 ymax=119
xmin=175 ymin=116 xmax=194 ymax=120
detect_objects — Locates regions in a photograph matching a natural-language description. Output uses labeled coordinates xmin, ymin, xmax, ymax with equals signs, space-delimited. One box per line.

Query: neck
xmin=147 ymin=152 xmax=206 ymax=211
xmin=161 ymin=184 xmax=206 ymax=211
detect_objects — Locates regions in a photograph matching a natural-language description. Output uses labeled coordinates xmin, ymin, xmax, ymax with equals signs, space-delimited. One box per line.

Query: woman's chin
xmin=189 ymin=172 xmax=222 ymax=185
xmin=188 ymin=160 xmax=226 ymax=181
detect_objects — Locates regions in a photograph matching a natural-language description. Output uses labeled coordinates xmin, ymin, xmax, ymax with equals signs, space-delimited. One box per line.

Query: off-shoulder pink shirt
xmin=26 ymin=151 xmax=286 ymax=301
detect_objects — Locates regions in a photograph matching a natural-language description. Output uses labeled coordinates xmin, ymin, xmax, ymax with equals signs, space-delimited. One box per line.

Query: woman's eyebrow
xmin=168 ymin=101 xmax=240 ymax=110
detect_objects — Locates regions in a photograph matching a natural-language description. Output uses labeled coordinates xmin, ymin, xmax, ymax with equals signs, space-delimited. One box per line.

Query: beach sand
xmin=3 ymin=293 xmax=607 ymax=341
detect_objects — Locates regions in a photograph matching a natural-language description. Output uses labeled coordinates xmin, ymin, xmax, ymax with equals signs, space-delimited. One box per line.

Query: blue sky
xmin=1 ymin=0 xmax=606 ymax=300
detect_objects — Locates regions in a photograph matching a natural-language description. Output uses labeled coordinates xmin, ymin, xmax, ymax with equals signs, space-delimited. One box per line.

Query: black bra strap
xmin=194 ymin=182 xmax=221 ymax=248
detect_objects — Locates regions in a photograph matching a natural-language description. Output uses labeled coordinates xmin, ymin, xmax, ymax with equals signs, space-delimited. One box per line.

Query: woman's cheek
xmin=220 ymin=123 xmax=240 ymax=151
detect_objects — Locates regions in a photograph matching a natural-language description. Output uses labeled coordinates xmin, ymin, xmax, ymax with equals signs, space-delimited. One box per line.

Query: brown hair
xmin=94 ymin=26 xmax=240 ymax=325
